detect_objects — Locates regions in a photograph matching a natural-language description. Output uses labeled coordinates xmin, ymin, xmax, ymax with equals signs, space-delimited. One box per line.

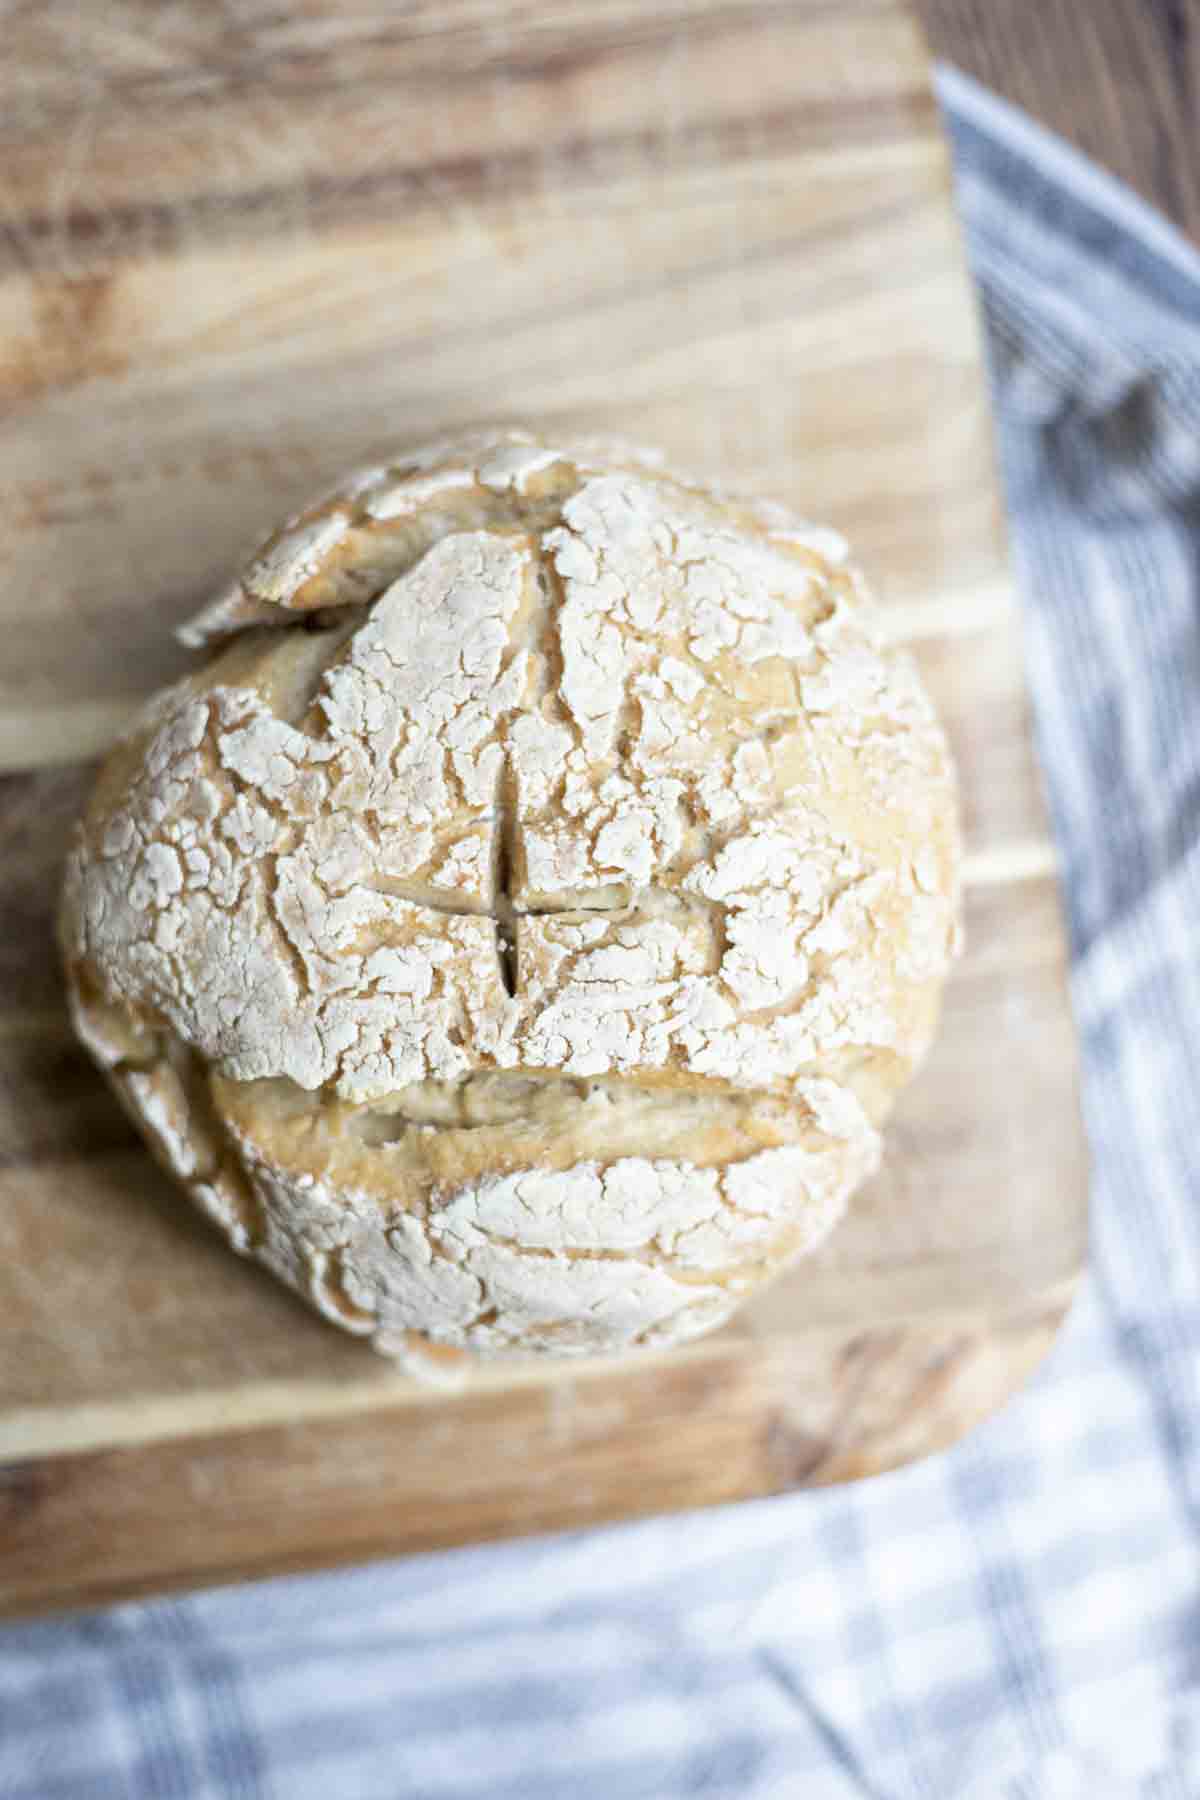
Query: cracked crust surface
xmin=60 ymin=427 xmax=961 ymax=1372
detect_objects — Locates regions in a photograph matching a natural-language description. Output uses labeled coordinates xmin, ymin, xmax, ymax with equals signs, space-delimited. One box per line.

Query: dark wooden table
xmin=922 ymin=0 xmax=1199 ymax=241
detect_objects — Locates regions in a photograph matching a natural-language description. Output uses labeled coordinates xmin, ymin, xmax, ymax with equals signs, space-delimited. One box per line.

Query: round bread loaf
xmin=60 ymin=428 xmax=961 ymax=1375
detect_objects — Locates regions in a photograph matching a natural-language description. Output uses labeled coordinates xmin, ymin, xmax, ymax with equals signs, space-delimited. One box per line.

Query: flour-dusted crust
xmin=61 ymin=427 xmax=961 ymax=1371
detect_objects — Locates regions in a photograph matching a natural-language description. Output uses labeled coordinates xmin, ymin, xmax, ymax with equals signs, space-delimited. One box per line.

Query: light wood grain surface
xmin=0 ymin=0 xmax=1087 ymax=1617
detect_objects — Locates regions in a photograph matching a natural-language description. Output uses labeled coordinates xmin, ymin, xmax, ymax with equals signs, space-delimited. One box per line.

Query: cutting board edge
xmin=0 ymin=1272 xmax=1081 ymax=1619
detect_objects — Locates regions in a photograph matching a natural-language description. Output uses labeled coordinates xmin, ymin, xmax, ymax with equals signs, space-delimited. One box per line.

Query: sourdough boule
xmin=60 ymin=428 xmax=961 ymax=1375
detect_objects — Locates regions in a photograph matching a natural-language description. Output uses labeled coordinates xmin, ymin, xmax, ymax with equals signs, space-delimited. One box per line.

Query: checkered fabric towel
xmin=4 ymin=67 xmax=1200 ymax=1800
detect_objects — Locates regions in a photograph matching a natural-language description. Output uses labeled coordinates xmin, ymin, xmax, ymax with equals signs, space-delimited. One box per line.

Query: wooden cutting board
xmin=0 ymin=0 xmax=1087 ymax=1618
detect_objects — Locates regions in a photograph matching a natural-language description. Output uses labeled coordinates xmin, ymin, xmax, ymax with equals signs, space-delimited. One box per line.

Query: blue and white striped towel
xmin=4 ymin=67 xmax=1200 ymax=1800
